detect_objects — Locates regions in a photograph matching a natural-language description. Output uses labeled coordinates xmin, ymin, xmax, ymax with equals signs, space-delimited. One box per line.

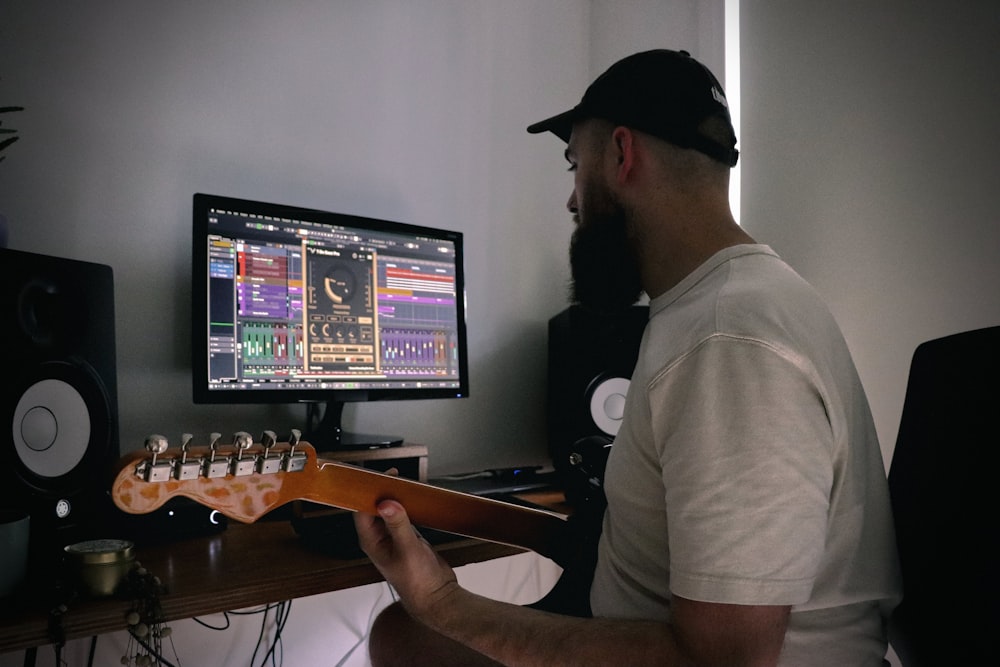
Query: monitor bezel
xmin=191 ymin=193 xmax=469 ymax=406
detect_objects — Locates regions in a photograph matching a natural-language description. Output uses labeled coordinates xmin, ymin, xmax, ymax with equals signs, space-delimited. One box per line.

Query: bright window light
xmin=725 ymin=0 xmax=741 ymax=225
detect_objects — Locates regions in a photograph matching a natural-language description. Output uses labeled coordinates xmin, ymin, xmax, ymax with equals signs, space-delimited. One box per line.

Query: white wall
xmin=0 ymin=0 xmax=728 ymax=475
xmin=590 ymin=0 xmax=726 ymax=86
xmin=0 ymin=4 xmax=719 ymax=664
xmin=7 ymin=0 xmax=994 ymax=500
xmin=0 ymin=0 xmax=596 ymax=475
xmin=740 ymin=0 xmax=1000 ymax=468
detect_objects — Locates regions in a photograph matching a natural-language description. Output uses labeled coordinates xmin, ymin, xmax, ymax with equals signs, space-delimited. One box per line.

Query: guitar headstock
xmin=111 ymin=429 xmax=319 ymax=523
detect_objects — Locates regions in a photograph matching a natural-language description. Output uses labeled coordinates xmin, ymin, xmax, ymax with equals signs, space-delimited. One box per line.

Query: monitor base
xmin=304 ymin=400 xmax=403 ymax=452
xmin=331 ymin=431 xmax=405 ymax=451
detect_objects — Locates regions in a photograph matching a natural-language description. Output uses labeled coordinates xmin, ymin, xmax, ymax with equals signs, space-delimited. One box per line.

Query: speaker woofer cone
xmin=8 ymin=360 xmax=112 ymax=494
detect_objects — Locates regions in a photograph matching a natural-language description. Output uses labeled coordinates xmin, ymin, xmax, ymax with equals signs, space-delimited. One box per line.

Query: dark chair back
xmin=888 ymin=326 xmax=1000 ymax=666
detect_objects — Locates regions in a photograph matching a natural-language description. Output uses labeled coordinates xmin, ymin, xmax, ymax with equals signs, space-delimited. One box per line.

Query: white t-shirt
xmin=590 ymin=245 xmax=901 ymax=666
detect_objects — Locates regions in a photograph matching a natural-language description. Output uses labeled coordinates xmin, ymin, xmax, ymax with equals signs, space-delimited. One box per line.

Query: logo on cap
xmin=711 ymin=87 xmax=728 ymax=108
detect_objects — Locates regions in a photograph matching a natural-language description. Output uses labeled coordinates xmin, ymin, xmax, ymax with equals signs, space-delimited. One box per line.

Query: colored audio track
xmin=380 ymin=328 xmax=456 ymax=374
xmin=241 ymin=321 xmax=304 ymax=377
xmin=236 ymin=245 xmax=303 ymax=320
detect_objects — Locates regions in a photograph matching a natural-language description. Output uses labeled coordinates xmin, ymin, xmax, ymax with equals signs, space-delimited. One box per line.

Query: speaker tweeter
xmin=547 ymin=305 xmax=647 ymax=504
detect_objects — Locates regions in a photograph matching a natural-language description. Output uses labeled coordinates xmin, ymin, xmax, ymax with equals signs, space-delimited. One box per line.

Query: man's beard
xmin=568 ymin=189 xmax=643 ymax=314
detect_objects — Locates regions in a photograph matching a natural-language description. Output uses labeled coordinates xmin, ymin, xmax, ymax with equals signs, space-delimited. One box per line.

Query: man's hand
xmin=354 ymin=499 xmax=460 ymax=618
xmin=355 ymin=501 xmax=789 ymax=667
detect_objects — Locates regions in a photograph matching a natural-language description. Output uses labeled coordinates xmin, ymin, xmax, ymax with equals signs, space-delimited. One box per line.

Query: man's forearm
xmin=355 ymin=500 xmax=785 ymax=667
xmin=416 ymin=582 xmax=686 ymax=667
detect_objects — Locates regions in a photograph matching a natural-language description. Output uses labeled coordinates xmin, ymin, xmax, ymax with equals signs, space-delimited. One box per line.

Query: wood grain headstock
xmin=111 ymin=429 xmax=316 ymax=523
xmin=111 ymin=428 xmax=571 ymax=563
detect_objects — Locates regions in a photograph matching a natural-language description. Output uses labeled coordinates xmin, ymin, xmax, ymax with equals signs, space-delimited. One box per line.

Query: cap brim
xmin=526 ymin=107 xmax=579 ymax=143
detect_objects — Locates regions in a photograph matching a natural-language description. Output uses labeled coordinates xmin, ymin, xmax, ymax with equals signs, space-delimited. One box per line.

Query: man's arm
xmin=355 ymin=500 xmax=789 ymax=667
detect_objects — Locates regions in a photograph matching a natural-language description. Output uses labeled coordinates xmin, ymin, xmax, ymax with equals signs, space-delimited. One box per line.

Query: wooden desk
xmin=0 ymin=515 xmax=523 ymax=654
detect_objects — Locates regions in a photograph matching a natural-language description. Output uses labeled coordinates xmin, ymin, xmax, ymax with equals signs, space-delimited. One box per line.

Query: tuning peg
xmin=204 ymin=432 xmax=228 ymax=479
xmin=208 ymin=433 xmax=222 ymax=458
xmin=145 ymin=434 xmax=168 ymax=460
xmin=261 ymin=430 xmax=277 ymax=451
xmin=232 ymin=431 xmax=253 ymax=456
xmin=231 ymin=431 xmax=255 ymax=477
xmin=257 ymin=430 xmax=282 ymax=474
xmin=143 ymin=435 xmax=172 ymax=483
xmin=179 ymin=433 xmax=194 ymax=461
xmin=174 ymin=433 xmax=201 ymax=481
xmin=283 ymin=428 xmax=307 ymax=473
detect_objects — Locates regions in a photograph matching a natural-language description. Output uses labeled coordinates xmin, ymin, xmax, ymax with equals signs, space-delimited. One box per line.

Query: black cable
xmin=46 ymin=604 xmax=67 ymax=667
xmin=165 ymin=603 xmax=291 ymax=666
xmin=166 ymin=631 xmax=181 ymax=667
xmin=249 ymin=603 xmax=276 ymax=667
xmin=86 ymin=636 xmax=96 ymax=667
xmin=271 ymin=600 xmax=290 ymax=667
xmin=264 ymin=603 xmax=282 ymax=667
xmin=228 ymin=607 xmax=271 ymax=616
xmin=263 ymin=604 xmax=280 ymax=667
xmin=333 ymin=587 xmax=389 ymax=667
xmin=259 ymin=600 xmax=292 ymax=667
xmin=191 ymin=613 xmax=231 ymax=631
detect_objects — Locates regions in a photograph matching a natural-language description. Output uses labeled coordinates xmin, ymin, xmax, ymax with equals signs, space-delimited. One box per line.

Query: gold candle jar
xmin=64 ymin=539 xmax=136 ymax=597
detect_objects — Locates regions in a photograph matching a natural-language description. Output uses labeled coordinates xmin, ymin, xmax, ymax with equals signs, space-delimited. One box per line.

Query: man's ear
xmin=610 ymin=126 xmax=636 ymax=185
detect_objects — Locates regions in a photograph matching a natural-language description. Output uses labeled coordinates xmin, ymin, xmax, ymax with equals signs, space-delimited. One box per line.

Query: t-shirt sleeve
xmin=650 ymin=333 xmax=834 ymax=605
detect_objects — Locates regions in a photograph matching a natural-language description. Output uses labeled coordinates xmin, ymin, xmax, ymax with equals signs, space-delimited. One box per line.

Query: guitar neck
xmin=111 ymin=439 xmax=571 ymax=564
xmin=311 ymin=458 xmax=568 ymax=560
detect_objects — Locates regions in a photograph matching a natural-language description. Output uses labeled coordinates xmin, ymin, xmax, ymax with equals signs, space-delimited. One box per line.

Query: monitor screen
xmin=192 ymin=194 xmax=469 ymax=429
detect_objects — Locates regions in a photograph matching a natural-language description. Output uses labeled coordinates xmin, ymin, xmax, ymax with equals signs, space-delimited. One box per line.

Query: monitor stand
xmin=305 ymin=400 xmax=403 ymax=451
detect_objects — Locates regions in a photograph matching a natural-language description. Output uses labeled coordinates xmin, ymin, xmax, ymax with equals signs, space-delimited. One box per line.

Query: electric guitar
xmin=110 ymin=429 xmax=575 ymax=566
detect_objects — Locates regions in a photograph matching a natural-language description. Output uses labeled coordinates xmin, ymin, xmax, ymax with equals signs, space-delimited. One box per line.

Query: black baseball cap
xmin=527 ymin=49 xmax=738 ymax=167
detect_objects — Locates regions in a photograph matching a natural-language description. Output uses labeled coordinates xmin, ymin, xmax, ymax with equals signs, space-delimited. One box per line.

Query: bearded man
xmin=355 ymin=49 xmax=901 ymax=667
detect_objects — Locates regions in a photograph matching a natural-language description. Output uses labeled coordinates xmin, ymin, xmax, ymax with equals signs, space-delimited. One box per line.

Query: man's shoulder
xmin=644 ymin=248 xmax=845 ymax=377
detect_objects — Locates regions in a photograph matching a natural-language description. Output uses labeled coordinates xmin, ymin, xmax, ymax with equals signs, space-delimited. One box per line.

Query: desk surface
xmin=0 ymin=518 xmax=524 ymax=654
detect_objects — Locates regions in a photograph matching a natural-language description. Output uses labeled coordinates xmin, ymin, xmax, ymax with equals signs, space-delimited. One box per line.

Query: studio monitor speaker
xmin=1 ymin=248 xmax=120 ymax=564
xmin=547 ymin=305 xmax=647 ymax=503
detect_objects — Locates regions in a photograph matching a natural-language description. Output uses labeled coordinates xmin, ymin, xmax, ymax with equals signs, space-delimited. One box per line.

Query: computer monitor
xmin=191 ymin=193 xmax=469 ymax=450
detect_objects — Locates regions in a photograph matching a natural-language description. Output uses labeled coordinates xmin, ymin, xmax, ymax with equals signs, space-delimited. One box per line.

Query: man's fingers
xmin=353 ymin=499 xmax=460 ymax=617
xmin=354 ymin=511 xmax=380 ymax=547
xmin=375 ymin=499 xmax=419 ymax=543
xmin=354 ymin=499 xmax=419 ymax=557
xmin=353 ymin=508 xmax=382 ymax=535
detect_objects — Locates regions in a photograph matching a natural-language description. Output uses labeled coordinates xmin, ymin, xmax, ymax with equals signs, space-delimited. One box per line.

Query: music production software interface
xmin=204 ymin=207 xmax=463 ymax=392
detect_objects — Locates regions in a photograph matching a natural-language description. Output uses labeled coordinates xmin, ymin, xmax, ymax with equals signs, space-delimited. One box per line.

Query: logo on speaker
xmin=55 ymin=498 xmax=72 ymax=519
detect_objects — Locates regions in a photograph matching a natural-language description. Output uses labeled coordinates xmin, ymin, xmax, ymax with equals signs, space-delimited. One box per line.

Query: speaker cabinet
xmin=1 ymin=248 xmax=120 ymax=564
xmin=547 ymin=305 xmax=648 ymax=501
